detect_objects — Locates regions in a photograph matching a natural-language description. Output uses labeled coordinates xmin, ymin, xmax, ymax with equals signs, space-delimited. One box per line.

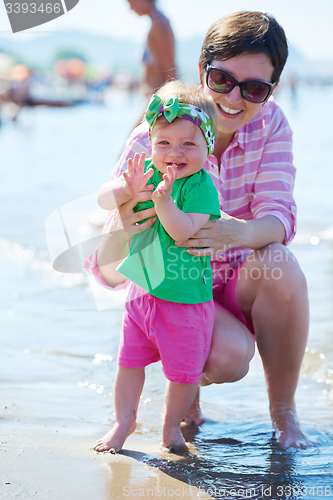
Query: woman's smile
xmin=217 ymin=103 xmax=242 ymax=116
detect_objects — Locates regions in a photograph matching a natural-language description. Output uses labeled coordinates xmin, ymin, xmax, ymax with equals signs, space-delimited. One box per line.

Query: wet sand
xmin=1 ymin=386 xmax=212 ymax=500
xmin=1 ymin=426 xmax=213 ymax=500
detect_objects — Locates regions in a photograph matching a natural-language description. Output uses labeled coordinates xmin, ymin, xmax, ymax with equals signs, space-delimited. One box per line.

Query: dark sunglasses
xmin=206 ymin=64 xmax=274 ymax=104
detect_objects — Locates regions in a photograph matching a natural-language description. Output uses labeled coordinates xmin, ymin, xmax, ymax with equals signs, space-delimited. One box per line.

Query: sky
xmin=0 ymin=0 xmax=332 ymax=61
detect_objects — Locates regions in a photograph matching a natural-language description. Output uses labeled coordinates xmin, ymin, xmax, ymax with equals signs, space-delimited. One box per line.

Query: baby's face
xmin=151 ymin=118 xmax=208 ymax=179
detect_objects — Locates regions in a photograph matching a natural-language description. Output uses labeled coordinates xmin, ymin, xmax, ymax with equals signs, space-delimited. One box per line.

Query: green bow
xmin=145 ymin=94 xmax=180 ymax=128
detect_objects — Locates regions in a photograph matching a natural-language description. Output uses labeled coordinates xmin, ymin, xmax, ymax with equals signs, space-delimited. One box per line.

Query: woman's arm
xmin=176 ymin=103 xmax=295 ymax=256
xmin=175 ymin=213 xmax=285 ymax=256
xmin=84 ymin=124 xmax=154 ymax=288
xmin=97 ymin=191 xmax=157 ymax=287
xmin=96 ymin=229 xmax=129 ymax=288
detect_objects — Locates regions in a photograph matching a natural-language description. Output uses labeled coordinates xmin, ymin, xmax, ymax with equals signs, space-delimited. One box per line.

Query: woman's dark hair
xmin=199 ymin=11 xmax=288 ymax=84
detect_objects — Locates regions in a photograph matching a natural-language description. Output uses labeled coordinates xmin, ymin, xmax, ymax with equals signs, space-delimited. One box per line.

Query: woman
xmin=127 ymin=0 xmax=177 ymax=97
xmin=85 ymin=11 xmax=311 ymax=448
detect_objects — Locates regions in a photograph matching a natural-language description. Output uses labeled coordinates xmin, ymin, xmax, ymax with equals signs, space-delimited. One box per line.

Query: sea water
xmin=1 ymin=85 xmax=333 ymax=499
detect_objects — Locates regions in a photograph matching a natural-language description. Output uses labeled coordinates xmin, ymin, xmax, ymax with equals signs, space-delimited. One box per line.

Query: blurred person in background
xmin=127 ymin=0 xmax=177 ymax=98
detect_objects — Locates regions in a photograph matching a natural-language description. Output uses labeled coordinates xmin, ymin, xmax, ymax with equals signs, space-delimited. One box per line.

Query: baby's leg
xmin=162 ymin=381 xmax=198 ymax=451
xmin=94 ymin=366 xmax=145 ymax=452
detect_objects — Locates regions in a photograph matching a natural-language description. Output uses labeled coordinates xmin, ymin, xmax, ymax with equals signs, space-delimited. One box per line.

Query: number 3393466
xmin=5 ymin=3 xmax=61 ymax=14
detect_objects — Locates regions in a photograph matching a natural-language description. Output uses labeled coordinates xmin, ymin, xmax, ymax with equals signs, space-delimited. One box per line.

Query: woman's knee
xmin=264 ymin=246 xmax=308 ymax=303
xmin=203 ymin=310 xmax=255 ymax=384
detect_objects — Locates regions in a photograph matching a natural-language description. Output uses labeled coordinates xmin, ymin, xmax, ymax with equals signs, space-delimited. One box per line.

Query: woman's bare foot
xmin=271 ymin=407 xmax=316 ymax=449
xmin=182 ymin=390 xmax=205 ymax=426
xmin=163 ymin=425 xmax=187 ymax=453
xmin=94 ymin=420 xmax=136 ymax=453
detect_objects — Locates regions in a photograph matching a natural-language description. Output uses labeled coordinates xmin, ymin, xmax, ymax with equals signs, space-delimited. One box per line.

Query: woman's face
xmin=202 ymin=53 xmax=276 ymax=140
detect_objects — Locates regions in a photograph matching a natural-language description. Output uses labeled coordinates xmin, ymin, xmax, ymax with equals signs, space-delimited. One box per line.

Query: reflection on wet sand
xmin=101 ymin=421 xmax=333 ymax=500
xmin=104 ymin=445 xmax=212 ymax=500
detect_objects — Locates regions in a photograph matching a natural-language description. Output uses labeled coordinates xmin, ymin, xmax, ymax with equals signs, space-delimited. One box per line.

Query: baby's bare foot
xmin=163 ymin=426 xmax=187 ymax=453
xmin=94 ymin=421 xmax=136 ymax=453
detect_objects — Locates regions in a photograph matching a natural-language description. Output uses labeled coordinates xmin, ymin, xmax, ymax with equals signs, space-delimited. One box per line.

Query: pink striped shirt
xmin=84 ymin=99 xmax=296 ymax=287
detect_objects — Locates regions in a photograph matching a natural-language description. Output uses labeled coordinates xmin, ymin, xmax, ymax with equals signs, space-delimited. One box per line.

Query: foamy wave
xmin=0 ymin=237 xmax=88 ymax=289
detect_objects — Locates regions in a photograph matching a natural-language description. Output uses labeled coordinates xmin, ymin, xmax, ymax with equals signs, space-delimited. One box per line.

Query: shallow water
xmin=1 ymin=85 xmax=333 ymax=498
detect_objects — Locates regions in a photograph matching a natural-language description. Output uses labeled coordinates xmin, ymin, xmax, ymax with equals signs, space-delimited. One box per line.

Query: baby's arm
xmin=97 ymin=153 xmax=154 ymax=210
xmin=152 ymin=165 xmax=210 ymax=242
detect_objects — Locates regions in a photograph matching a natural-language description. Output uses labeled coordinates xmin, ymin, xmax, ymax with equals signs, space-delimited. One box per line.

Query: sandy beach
xmin=1 ymin=383 xmax=214 ymax=500
xmin=1 ymin=427 xmax=213 ymax=500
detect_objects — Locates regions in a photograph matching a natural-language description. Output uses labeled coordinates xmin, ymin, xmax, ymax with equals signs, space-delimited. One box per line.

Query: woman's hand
xmin=174 ymin=213 xmax=286 ymax=256
xmin=118 ymin=189 xmax=157 ymax=241
xmin=174 ymin=212 xmax=248 ymax=256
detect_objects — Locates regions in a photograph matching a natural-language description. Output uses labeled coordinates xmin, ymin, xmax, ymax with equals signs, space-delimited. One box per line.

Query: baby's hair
xmin=151 ymin=80 xmax=217 ymax=134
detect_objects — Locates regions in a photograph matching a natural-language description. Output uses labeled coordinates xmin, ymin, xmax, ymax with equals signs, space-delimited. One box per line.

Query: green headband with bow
xmin=145 ymin=94 xmax=216 ymax=155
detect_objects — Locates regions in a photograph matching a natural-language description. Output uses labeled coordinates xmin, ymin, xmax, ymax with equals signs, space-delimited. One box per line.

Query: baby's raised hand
xmin=123 ymin=152 xmax=154 ymax=197
xmin=152 ymin=164 xmax=177 ymax=205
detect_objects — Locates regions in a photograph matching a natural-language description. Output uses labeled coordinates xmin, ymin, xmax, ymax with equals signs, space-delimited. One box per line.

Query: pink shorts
xmin=118 ymin=283 xmax=215 ymax=384
xmin=212 ymin=260 xmax=255 ymax=337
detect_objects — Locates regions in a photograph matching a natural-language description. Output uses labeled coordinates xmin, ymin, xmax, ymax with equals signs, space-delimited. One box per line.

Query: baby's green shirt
xmin=117 ymin=159 xmax=221 ymax=304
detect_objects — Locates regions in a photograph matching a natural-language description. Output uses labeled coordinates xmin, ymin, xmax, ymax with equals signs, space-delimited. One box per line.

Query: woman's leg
xmin=235 ymin=243 xmax=311 ymax=448
xmin=184 ymin=244 xmax=312 ymax=448
xmin=94 ymin=366 xmax=145 ymax=452
xmin=183 ymin=307 xmax=255 ymax=425
xmin=163 ymin=381 xmax=199 ymax=450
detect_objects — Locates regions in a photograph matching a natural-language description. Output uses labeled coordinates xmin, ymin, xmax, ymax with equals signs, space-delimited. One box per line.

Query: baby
xmin=94 ymin=81 xmax=220 ymax=453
